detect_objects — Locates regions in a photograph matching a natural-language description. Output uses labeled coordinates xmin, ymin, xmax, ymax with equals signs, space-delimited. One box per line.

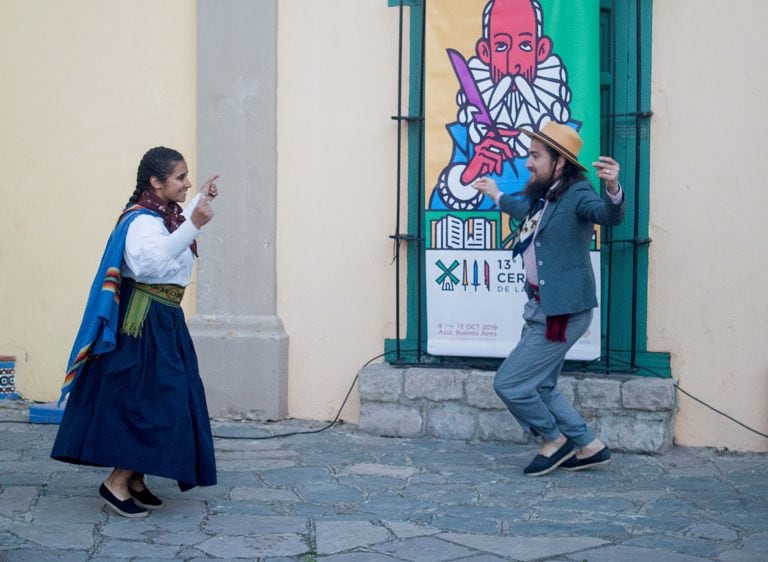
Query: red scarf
xmin=136 ymin=191 xmax=198 ymax=257
xmin=545 ymin=315 xmax=569 ymax=343
xmin=528 ymin=283 xmax=569 ymax=343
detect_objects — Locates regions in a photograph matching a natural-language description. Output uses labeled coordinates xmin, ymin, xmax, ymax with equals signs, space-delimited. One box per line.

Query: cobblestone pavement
xmin=1 ymin=401 xmax=767 ymax=561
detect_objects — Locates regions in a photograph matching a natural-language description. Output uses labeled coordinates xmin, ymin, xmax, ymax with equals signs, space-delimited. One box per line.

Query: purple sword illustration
xmin=447 ymin=48 xmax=499 ymax=137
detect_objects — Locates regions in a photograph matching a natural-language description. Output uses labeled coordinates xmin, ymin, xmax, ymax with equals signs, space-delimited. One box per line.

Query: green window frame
xmin=386 ymin=0 xmax=670 ymax=377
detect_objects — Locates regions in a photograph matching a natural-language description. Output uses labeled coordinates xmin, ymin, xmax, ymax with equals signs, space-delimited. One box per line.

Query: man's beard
xmin=457 ymin=54 xmax=572 ymax=159
xmin=522 ymin=168 xmax=556 ymax=201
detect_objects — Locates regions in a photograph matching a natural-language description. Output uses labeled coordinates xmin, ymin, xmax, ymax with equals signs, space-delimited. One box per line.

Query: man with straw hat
xmin=473 ymin=121 xmax=624 ymax=476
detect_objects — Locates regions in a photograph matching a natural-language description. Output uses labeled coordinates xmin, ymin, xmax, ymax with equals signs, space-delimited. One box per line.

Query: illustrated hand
xmin=200 ymin=175 xmax=220 ymax=201
xmin=592 ymin=157 xmax=621 ymax=194
xmin=460 ymin=129 xmax=518 ymax=185
xmin=472 ymin=176 xmax=502 ymax=201
xmin=191 ymin=198 xmax=215 ymax=228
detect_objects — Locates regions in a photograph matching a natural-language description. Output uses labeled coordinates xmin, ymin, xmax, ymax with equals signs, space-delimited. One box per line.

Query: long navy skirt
xmin=51 ymin=282 xmax=217 ymax=491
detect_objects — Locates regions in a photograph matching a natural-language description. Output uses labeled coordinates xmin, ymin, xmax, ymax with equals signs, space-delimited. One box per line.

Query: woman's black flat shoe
xmin=99 ymin=484 xmax=149 ymax=518
xmin=129 ymin=486 xmax=163 ymax=508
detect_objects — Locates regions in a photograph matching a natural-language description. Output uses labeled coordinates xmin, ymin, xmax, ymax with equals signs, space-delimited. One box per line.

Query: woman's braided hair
xmin=128 ymin=146 xmax=185 ymax=204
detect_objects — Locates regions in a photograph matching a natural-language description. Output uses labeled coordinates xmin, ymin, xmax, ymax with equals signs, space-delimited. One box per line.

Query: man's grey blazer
xmin=498 ymin=180 xmax=625 ymax=316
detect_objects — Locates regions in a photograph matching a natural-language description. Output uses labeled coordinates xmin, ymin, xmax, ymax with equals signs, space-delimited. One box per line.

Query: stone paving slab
xmin=0 ymin=403 xmax=767 ymax=561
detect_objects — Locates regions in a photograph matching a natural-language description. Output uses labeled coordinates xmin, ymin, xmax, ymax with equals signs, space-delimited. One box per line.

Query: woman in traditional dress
xmin=52 ymin=147 xmax=218 ymax=517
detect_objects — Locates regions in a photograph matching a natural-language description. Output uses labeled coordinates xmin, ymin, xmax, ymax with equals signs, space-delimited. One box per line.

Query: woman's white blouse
xmin=122 ymin=193 xmax=202 ymax=286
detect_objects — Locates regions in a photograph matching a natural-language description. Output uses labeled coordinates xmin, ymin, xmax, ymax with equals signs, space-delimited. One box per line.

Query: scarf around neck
xmin=136 ymin=190 xmax=198 ymax=256
xmin=511 ymin=197 xmax=545 ymax=258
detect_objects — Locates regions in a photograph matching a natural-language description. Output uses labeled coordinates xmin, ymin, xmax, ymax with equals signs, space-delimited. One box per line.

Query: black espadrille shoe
xmin=99 ymin=483 xmax=149 ymax=518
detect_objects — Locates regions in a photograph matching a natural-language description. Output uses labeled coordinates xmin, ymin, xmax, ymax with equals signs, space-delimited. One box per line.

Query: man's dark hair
xmin=523 ymin=142 xmax=587 ymax=204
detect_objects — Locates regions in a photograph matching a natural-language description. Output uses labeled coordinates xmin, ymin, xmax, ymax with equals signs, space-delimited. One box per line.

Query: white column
xmin=190 ymin=0 xmax=288 ymax=419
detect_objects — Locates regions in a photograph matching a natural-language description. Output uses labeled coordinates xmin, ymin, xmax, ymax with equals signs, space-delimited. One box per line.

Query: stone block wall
xmin=358 ymin=363 xmax=677 ymax=453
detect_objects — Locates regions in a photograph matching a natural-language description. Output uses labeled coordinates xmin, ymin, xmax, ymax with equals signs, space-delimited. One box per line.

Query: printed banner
xmin=424 ymin=0 xmax=601 ymax=359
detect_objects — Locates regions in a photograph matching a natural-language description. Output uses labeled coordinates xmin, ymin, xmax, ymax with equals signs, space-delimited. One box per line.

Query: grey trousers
xmin=494 ymin=298 xmax=596 ymax=448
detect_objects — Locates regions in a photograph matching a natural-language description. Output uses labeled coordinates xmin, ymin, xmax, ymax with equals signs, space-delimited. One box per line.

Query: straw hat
xmin=521 ymin=122 xmax=587 ymax=171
